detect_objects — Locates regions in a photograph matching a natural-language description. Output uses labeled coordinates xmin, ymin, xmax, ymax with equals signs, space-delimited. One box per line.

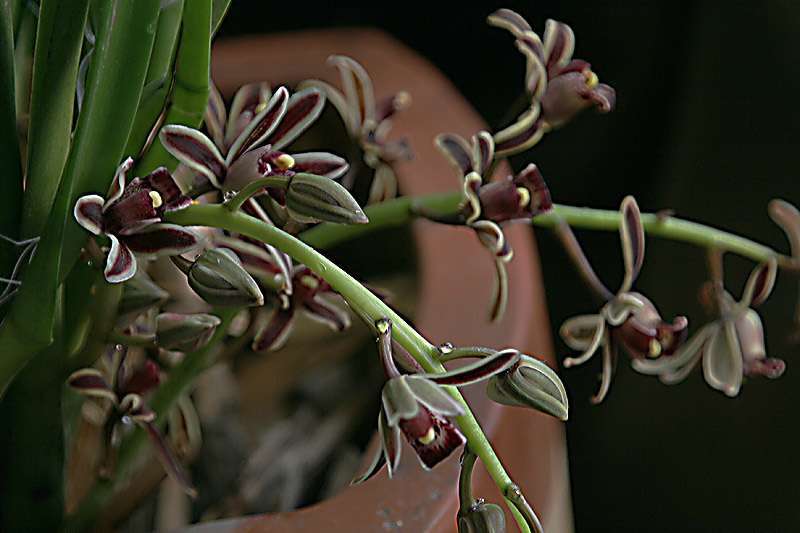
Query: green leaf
xmin=0 ymin=0 xmax=161 ymax=400
xmin=133 ymin=0 xmax=211 ymax=176
xmin=19 ymin=0 xmax=90 ymax=239
xmin=211 ymin=0 xmax=232 ymax=37
xmin=0 ymin=0 xmax=24 ymax=273
xmin=123 ymin=0 xmax=183 ymax=163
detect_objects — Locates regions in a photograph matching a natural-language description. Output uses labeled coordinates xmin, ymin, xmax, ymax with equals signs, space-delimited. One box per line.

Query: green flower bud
xmin=285 ymin=173 xmax=368 ymax=225
xmin=118 ymin=271 xmax=170 ymax=315
xmin=156 ymin=313 xmax=222 ymax=352
xmin=486 ymin=355 xmax=569 ymax=421
xmin=457 ymin=501 xmax=507 ymax=533
xmin=173 ymin=248 xmax=264 ymax=307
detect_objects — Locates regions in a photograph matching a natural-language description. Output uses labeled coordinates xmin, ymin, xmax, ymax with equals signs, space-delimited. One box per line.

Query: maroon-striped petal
xmin=204 ymin=81 xmax=227 ymax=149
xmin=434 ymin=133 xmax=474 ymax=179
xmin=227 ymin=86 xmax=289 ymax=164
xmin=105 ymin=235 xmax=138 ymax=283
xmin=226 ymin=82 xmax=271 ymax=148
xmin=160 ymin=125 xmax=227 ymax=189
xmin=486 ymin=8 xmax=533 ymax=38
xmin=493 ymin=106 xmax=546 ymax=158
xmin=619 ymin=196 xmax=645 ymax=293
xmin=424 ymin=349 xmax=521 ymax=387
xmin=742 ymin=258 xmax=777 ymax=308
xmin=66 ymin=368 xmax=117 ymax=404
xmin=263 ymin=87 xmax=326 ymax=151
xmin=380 ymin=409 xmax=402 ymax=477
xmin=328 ymin=55 xmax=376 ymax=132
xmin=303 ymin=296 xmax=351 ymax=332
xmin=350 ymin=415 xmax=389 ymax=485
xmin=292 ymin=152 xmax=349 ymax=180
xmin=106 ymin=157 xmax=133 ymax=206
xmin=139 ymin=420 xmax=198 ymax=497
xmin=252 ymin=306 xmax=295 ymax=352
xmin=120 ymin=223 xmax=200 ymax=259
xmin=471 ymin=131 xmax=494 ymax=178
xmin=515 ymin=35 xmax=547 ymax=99
xmin=74 ymin=195 xmax=105 ymax=235
xmin=543 ymin=19 xmax=575 ymax=75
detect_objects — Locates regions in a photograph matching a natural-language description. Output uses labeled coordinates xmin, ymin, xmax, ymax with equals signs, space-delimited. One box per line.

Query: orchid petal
xmin=382 ymin=376 xmax=419 ymax=427
xmin=405 ymin=377 xmax=465 ymax=416
xmin=226 ymin=82 xmax=271 ymax=148
xmin=380 ymin=409 xmax=401 ymax=478
xmin=292 ymin=152 xmax=350 ymax=180
xmin=351 ymin=418 xmax=388 ymax=485
xmin=303 ymin=295 xmax=351 ymax=332
xmin=252 ymin=306 xmax=295 ymax=352
xmin=66 ymin=368 xmax=117 ymax=404
xmin=488 ymin=256 xmax=509 ymax=323
xmin=471 ymin=131 xmax=494 ymax=178
xmin=264 ymin=87 xmax=326 ymax=150
xmin=106 ymin=157 xmax=133 ymax=206
xmin=486 ymin=8 xmax=532 ymax=37
xmin=121 ymin=223 xmax=200 ymax=259
xmin=228 ymin=86 xmax=289 ymax=164
xmin=160 ymin=125 xmax=227 ymax=189
xmin=633 ymin=322 xmax=716 ymax=375
xmin=562 ymin=315 xmax=606 ymax=368
xmin=515 ymin=35 xmax=548 ymax=100
xmin=741 ymin=258 xmax=777 ymax=308
xmin=434 ymin=132 xmax=473 ymax=179
xmin=139 ymin=420 xmax=198 ymax=497
xmin=328 ymin=55 xmax=375 ymax=133
xmin=424 ymin=349 xmax=521 ymax=387
xmin=493 ymin=106 xmax=545 ymax=158
xmin=619 ymin=196 xmax=645 ymax=293
xmin=543 ymin=19 xmax=575 ymax=73
xmin=297 ymin=78 xmax=354 ymax=137
xmin=105 ymin=235 xmax=137 ymax=283
xmin=590 ymin=329 xmax=616 ymax=404
xmin=74 ymin=195 xmax=105 ymax=235
xmin=703 ymin=322 xmax=743 ymax=396
xmin=366 ymin=163 xmax=398 ymax=204
xmin=204 ymin=81 xmax=227 ymax=149
xmin=404 ymin=409 xmax=465 ymax=471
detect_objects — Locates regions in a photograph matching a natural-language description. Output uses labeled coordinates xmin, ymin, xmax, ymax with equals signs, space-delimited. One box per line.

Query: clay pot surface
xmin=198 ymin=29 xmax=572 ymax=532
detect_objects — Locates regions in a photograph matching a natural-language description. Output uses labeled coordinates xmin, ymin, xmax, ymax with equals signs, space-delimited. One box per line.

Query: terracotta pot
xmin=195 ymin=29 xmax=572 ymax=532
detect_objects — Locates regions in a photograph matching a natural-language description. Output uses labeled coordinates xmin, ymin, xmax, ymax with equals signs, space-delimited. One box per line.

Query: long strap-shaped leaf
xmin=19 ymin=0 xmax=89 ymax=238
xmin=0 ymin=1 xmax=23 ymax=280
xmin=0 ymin=0 xmax=161 ymax=400
xmin=132 ymin=0 xmax=211 ymax=176
xmin=123 ymin=0 xmax=184 ymax=163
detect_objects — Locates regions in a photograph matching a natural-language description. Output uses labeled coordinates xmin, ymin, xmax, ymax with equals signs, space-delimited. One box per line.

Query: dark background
xmin=218 ymin=2 xmax=800 ymax=531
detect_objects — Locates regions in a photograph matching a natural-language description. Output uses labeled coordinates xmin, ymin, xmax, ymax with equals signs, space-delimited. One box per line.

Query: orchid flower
xmin=299 ymin=55 xmax=411 ymax=203
xmin=74 ymin=158 xmax=200 ymax=283
xmin=434 ymin=130 xmax=552 ymax=321
xmin=632 ymin=259 xmax=784 ymax=396
xmin=559 ymin=197 xmax=688 ymax=403
xmin=160 ymin=83 xmax=348 ymax=196
xmin=67 ymin=346 xmax=196 ymax=496
xmin=487 ymin=8 xmax=616 ymax=157
xmin=352 ymin=319 xmax=520 ymax=484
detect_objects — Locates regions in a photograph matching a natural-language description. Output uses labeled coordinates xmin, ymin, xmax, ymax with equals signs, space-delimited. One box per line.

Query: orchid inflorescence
xmin=3 ymin=4 xmax=798 ymax=532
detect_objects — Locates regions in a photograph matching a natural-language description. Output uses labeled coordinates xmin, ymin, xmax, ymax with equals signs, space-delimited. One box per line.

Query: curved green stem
xmin=164 ymin=203 xmax=534 ymax=531
xmin=223 ymin=176 xmax=289 ymax=212
xmin=301 ymin=191 xmax=791 ymax=269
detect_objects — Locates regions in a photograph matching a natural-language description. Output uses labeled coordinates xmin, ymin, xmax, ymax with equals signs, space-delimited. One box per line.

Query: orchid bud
xmin=118 ymin=271 xmax=170 ymax=315
xmin=284 ymin=173 xmax=368 ymax=225
xmin=156 ymin=313 xmax=222 ymax=352
xmin=173 ymin=248 xmax=264 ymax=307
xmin=458 ymin=501 xmax=507 ymax=533
xmin=486 ymin=355 xmax=568 ymax=420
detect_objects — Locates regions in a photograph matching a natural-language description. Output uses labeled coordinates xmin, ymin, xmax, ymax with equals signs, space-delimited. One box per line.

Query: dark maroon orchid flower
xmin=559 ymin=196 xmax=688 ymax=403
xmin=160 ymin=83 xmax=348 ymax=196
xmin=74 ymin=158 xmax=200 ymax=283
xmin=487 ymin=9 xmax=616 ymax=157
xmin=299 ymin=55 xmax=411 ymax=203
xmin=633 ymin=259 xmax=784 ymax=396
xmin=353 ymin=319 xmax=520 ymax=484
xmin=435 ymin=130 xmax=552 ymax=321
xmin=66 ymin=347 xmax=196 ymax=496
